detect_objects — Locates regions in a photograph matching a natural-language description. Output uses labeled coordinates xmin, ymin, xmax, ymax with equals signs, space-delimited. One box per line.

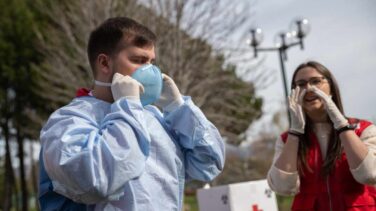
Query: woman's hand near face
xmin=289 ymin=86 xmax=307 ymax=134
xmin=310 ymin=86 xmax=348 ymax=129
xmin=275 ymin=87 xmax=305 ymax=173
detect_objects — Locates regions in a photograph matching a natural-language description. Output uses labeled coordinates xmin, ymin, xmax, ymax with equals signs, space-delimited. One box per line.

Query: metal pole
xmin=249 ymin=18 xmax=310 ymax=126
xmin=278 ymin=48 xmax=291 ymax=125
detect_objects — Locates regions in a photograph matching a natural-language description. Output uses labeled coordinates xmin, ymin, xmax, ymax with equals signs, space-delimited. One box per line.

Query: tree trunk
xmin=30 ymin=143 xmax=40 ymax=210
xmin=17 ymin=123 xmax=28 ymax=211
xmin=3 ymin=118 xmax=14 ymax=211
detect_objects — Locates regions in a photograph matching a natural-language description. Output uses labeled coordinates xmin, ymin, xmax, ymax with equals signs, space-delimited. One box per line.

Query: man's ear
xmin=97 ymin=54 xmax=112 ymax=75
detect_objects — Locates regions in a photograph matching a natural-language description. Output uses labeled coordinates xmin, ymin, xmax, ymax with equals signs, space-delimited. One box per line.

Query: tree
xmin=0 ymin=0 xmax=44 ymax=209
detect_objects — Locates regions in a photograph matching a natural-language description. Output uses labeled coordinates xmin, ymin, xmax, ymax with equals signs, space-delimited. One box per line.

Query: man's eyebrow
xmin=129 ymin=54 xmax=156 ymax=62
xmin=128 ymin=54 xmax=149 ymax=60
xmin=129 ymin=54 xmax=148 ymax=58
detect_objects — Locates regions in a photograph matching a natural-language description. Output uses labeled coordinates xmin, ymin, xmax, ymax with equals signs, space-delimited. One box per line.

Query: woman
xmin=267 ymin=61 xmax=376 ymax=210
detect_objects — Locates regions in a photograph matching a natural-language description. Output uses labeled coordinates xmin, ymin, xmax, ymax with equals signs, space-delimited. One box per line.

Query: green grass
xmin=184 ymin=195 xmax=199 ymax=211
xmin=276 ymin=195 xmax=293 ymax=211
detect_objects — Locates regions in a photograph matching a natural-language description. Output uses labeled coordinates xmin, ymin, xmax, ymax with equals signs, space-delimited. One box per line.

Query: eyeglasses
xmin=294 ymin=76 xmax=328 ymax=88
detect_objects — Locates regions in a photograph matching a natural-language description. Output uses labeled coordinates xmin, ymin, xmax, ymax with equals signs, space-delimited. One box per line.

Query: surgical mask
xmin=132 ymin=64 xmax=163 ymax=106
xmin=94 ymin=64 xmax=163 ymax=106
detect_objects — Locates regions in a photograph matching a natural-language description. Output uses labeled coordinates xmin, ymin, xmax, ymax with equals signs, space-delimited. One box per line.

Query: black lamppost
xmin=248 ymin=18 xmax=310 ymax=123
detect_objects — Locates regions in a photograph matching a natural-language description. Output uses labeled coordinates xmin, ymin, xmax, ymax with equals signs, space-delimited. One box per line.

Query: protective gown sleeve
xmin=40 ymin=97 xmax=151 ymax=204
xmin=162 ymin=96 xmax=225 ymax=182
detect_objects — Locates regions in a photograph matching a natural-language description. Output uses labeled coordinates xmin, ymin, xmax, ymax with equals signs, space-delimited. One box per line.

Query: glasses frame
xmin=293 ymin=76 xmax=328 ymax=89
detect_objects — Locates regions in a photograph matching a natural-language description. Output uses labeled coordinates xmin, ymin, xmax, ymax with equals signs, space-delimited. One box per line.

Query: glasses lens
xmin=295 ymin=80 xmax=307 ymax=88
xmin=309 ymin=77 xmax=326 ymax=87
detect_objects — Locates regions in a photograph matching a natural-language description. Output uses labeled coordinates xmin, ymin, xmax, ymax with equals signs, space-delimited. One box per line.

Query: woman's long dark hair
xmin=291 ymin=61 xmax=344 ymax=176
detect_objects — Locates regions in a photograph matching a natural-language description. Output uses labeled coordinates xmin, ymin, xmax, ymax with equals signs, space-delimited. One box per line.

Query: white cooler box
xmin=197 ymin=179 xmax=278 ymax=211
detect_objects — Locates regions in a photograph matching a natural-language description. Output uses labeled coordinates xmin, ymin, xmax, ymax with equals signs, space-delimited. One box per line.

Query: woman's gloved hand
xmin=111 ymin=73 xmax=144 ymax=101
xmin=311 ymin=86 xmax=348 ymax=129
xmin=289 ymin=86 xmax=307 ymax=135
xmin=155 ymin=74 xmax=184 ymax=112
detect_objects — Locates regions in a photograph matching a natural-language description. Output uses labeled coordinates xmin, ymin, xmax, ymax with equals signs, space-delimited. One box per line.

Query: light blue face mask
xmin=94 ymin=64 xmax=163 ymax=106
xmin=131 ymin=64 xmax=163 ymax=106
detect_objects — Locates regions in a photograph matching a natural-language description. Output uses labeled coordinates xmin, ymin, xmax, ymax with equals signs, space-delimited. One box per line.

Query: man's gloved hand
xmin=111 ymin=73 xmax=144 ymax=101
xmin=155 ymin=74 xmax=184 ymax=112
xmin=289 ymin=86 xmax=306 ymax=135
xmin=311 ymin=86 xmax=348 ymax=129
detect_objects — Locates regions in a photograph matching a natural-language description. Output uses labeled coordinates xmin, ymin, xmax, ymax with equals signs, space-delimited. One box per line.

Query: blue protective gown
xmin=38 ymin=95 xmax=225 ymax=210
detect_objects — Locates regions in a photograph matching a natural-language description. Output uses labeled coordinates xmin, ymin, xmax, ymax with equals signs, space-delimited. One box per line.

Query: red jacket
xmin=281 ymin=119 xmax=376 ymax=211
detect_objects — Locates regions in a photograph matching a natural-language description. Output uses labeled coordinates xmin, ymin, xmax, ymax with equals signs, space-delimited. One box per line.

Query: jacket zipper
xmin=326 ymin=176 xmax=333 ymax=211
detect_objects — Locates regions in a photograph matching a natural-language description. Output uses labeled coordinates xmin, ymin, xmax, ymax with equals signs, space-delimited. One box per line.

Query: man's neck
xmin=92 ymin=85 xmax=114 ymax=103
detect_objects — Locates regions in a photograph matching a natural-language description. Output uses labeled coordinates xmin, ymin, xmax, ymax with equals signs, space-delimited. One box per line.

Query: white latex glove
xmin=311 ymin=86 xmax=348 ymax=129
xmin=289 ymin=86 xmax=306 ymax=134
xmin=155 ymin=74 xmax=184 ymax=112
xmin=111 ymin=73 xmax=144 ymax=101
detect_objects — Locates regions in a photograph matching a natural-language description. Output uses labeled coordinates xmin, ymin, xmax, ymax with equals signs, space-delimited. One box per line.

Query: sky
xmin=241 ymin=0 xmax=376 ymax=139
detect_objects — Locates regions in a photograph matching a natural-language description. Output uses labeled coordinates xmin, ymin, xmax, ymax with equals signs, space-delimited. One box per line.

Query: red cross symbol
xmin=252 ymin=204 xmax=263 ymax=211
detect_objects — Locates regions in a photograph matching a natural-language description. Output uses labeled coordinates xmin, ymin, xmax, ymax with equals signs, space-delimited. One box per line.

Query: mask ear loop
xmin=94 ymin=80 xmax=112 ymax=87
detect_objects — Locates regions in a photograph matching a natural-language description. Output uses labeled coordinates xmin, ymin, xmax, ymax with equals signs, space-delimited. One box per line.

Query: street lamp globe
xmin=273 ymin=31 xmax=295 ymax=48
xmin=290 ymin=17 xmax=311 ymax=38
xmin=285 ymin=32 xmax=297 ymax=45
xmin=248 ymin=28 xmax=264 ymax=47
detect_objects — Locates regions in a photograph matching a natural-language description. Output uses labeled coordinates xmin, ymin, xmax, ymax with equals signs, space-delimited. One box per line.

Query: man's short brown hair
xmin=87 ymin=17 xmax=156 ymax=75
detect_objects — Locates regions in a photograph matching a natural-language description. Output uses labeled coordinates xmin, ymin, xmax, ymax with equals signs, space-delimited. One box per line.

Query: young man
xmin=38 ymin=17 xmax=225 ymax=210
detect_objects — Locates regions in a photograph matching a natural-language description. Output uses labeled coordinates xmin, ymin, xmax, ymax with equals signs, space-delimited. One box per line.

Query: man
xmin=38 ymin=17 xmax=225 ymax=210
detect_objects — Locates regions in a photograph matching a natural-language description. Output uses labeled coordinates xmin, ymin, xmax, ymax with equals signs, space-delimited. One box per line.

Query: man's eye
xmin=131 ymin=57 xmax=146 ymax=64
